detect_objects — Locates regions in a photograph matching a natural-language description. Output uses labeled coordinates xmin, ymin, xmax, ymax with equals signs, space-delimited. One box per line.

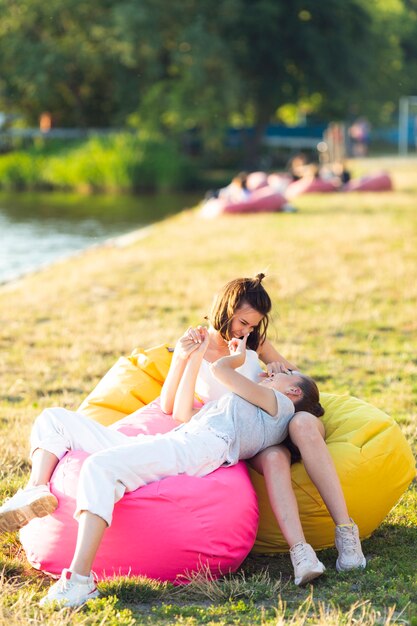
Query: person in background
xmin=348 ymin=117 xmax=371 ymax=157
xmin=218 ymin=172 xmax=251 ymax=203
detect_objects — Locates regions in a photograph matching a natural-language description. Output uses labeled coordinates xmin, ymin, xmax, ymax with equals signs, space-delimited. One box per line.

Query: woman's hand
xmin=225 ymin=335 xmax=247 ymax=367
xmin=189 ymin=326 xmax=209 ymax=358
xmin=228 ymin=336 xmax=247 ymax=356
xmin=260 ymin=360 xmax=297 ymax=377
xmin=257 ymin=339 xmax=297 ymax=374
xmin=175 ymin=326 xmax=208 ymax=360
xmin=174 ymin=327 xmax=200 ymax=360
xmin=162 ymin=325 xmax=208 ymax=416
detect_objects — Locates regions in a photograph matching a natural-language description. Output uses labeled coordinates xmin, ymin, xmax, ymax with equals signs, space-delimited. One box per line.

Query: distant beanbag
xmin=246 ymin=171 xmax=269 ymax=191
xmin=78 ymin=344 xmax=172 ymax=425
xmin=343 ymin=172 xmax=393 ymax=192
xmin=201 ymin=187 xmax=286 ymax=218
xmin=20 ymin=404 xmax=259 ymax=582
xmin=250 ymin=393 xmax=415 ymax=553
xmin=285 ymin=176 xmax=338 ymax=199
xmin=267 ymin=173 xmax=292 ymax=193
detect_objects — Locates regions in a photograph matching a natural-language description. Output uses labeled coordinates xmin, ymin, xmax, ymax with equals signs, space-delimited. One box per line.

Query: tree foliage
xmin=0 ymin=0 xmax=415 ymax=159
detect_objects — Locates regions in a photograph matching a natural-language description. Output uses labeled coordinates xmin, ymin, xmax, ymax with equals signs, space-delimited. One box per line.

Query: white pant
xmin=30 ymin=408 xmax=229 ymax=526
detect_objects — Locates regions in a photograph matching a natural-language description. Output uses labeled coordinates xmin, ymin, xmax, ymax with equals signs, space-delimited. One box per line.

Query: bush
xmin=0 ymin=133 xmax=198 ymax=193
xmin=0 ymin=152 xmax=46 ymax=190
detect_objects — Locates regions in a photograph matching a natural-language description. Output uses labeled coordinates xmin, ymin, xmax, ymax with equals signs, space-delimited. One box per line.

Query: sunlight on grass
xmin=173 ymin=564 xmax=285 ymax=603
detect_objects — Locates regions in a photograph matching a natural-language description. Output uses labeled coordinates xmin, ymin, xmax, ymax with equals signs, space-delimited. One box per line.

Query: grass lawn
xmin=0 ymin=156 xmax=416 ymax=625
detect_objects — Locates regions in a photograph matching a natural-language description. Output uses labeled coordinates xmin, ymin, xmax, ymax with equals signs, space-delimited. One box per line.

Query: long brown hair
xmin=208 ymin=274 xmax=271 ymax=351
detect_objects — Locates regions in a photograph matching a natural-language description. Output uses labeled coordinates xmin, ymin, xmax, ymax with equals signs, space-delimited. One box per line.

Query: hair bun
xmin=254 ymin=272 xmax=266 ymax=284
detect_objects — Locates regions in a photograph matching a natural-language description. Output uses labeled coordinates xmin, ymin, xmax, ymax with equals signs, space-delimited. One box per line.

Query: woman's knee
xmin=80 ymin=452 xmax=110 ymax=481
xmin=251 ymin=446 xmax=291 ymax=475
xmin=289 ymin=411 xmax=325 ymax=445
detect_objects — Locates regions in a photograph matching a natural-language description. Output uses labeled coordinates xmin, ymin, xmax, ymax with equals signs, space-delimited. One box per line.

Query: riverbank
xmin=0 ymin=156 xmax=416 ymax=625
xmin=0 ymin=222 xmax=155 ymax=288
xmin=0 ymin=189 xmax=200 ymax=284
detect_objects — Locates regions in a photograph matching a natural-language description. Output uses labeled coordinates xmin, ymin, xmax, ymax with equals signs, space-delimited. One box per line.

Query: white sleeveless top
xmin=194 ymin=349 xmax=263 ymax=403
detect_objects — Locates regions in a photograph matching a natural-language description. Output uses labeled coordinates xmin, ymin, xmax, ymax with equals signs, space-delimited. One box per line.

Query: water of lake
xmin=0 ymin=191 xmax=200 ymax=284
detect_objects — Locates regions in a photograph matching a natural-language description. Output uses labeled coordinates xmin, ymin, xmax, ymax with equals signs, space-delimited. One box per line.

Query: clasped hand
xmin=225 ymin=335 xmax=247 ymax=367
xmin=175 ymin=325 xmax=209 ymax=360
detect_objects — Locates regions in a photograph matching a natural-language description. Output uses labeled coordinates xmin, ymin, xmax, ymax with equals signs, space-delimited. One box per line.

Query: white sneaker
xmin=290 ymin=542 xmax=326 ymax=586
xmin=39 ymin=569 xmax=99 ymax=608
xmin=335 ymin=521 xmax=366 ymax=571
xmin=0 ymin=485 xmax=58 ymax=533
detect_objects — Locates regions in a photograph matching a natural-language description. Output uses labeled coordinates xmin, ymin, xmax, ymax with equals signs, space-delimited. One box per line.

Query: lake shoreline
xmin=0 ymin=190 xmax=200 ymax=288
xmin=0 ymin=223 xmax=155 ymax=290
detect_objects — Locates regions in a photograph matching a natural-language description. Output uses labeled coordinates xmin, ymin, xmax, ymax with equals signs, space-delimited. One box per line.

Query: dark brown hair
xmin=293 ymin=374 xmax=325 ymax=418
xmin=208 ymin=274 xmax=271 ymax=351
xmin=282 ymin=374 xmax=325 ymax=464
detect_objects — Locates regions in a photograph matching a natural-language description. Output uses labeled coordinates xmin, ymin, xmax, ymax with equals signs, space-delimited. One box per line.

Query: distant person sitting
xmin=286 ymin=153 xmax=312 ymax=181
xmin=333 ymin=161 xmax=351 ymax=185
xmin=320 ymin=161 xmax=351 ymax=187
xmin=218 ymin=172 xmax=251 ymax=203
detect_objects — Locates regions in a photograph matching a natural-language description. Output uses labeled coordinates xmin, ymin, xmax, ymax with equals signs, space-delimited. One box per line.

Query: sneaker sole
xmin=295 ymin=563 xmax=326 ymax=586
xmin=336 ymin=556 xmax=367 ymax=572
xmin=39 ymin=587 xmax=100 ymax=608
xmin=0 ymin=494 xmax=58 ymax=533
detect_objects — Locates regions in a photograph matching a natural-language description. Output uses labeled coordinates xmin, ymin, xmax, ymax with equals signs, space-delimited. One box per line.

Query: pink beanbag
xmin=201 ymin=187 xmax=286 ymax=217
xmin=285 ymin=176 xmax=338 ymax=199
xmin=343 ymin=172 xmax=393 ymax=192
xmin=267 ymin=173 xmax=292 ymax=193
xmin=246 ymin=171 xmax=269 ymax=191
xmin=20 ymin=403 xmax=259 ymax=582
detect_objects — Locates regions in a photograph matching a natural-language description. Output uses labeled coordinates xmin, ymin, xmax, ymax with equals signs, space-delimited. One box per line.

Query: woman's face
xmin=230 ymin=304 xmax=264 ymax=339
xmin=260 ymin=372 xmax=302 ymax=392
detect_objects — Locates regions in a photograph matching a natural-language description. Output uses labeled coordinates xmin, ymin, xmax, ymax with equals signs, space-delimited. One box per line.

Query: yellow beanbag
xmin=78 ymin=344 xmax=173 ymax=426
xmin=250 ymin=392 xmax=416 ymax=553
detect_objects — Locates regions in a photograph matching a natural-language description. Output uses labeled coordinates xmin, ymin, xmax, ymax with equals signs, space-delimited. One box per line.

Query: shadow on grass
xmin=241 ymin=518 xmax=416 ymax=616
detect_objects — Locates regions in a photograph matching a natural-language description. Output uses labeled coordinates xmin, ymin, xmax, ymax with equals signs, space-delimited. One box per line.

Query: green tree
xmin=335 ymin=0 xmax=407 ymax=126
xmin=0 ymin=0 xmax=414 ymax=164
xmin=114 ymin=0 xmax=381 ymax=163
xmin=0 ymin=0 xmax=139 ymax=126
xmin=216 ymin=0 xmax=374 ymax=162
xmin=398 ymin=0 xmax=417 ymax=98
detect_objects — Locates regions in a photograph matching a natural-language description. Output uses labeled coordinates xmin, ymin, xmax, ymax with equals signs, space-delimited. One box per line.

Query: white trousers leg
xmin=30 ymin=407 xmax=130 ymax=460
xmin=76 ymin=428 xmax=229 ymax=526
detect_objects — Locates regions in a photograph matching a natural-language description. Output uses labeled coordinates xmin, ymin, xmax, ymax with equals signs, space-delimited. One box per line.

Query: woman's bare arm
xmin=172 ymin=329 xmax=209 ymax=422
xmin=160 ymin=327 xmax=202 ymax=414
xmin=211 ymin=337 xmax=278 ymax=416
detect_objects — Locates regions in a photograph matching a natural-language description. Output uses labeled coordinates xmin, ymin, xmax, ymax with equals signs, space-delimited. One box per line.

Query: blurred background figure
xmin=39 ymin=112 xmax=52 ymax=133
xmin=218 ymin=171 xmax=251 ymax=202
xmin=286 ymin=153 xmax=312 ymax=181
xmin=348 ymin=117 xmax=371 ymax=157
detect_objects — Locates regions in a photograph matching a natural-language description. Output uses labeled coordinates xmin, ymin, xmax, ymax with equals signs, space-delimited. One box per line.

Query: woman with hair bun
xmin=161 ymin=273 xmax=295 ymax=415
xmin=161 ymin=274 xmax=365 ymax=586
